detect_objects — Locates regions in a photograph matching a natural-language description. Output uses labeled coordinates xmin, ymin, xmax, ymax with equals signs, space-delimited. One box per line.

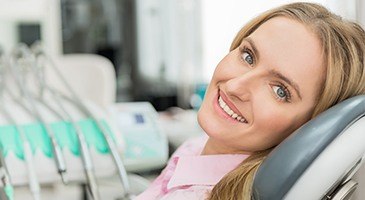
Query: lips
xmin=218 ymin=90 xmax=248 ymax=123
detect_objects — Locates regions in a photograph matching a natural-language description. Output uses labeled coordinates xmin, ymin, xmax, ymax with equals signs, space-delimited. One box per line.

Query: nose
xmin=225 ymin=69 xmax=261 ymax=101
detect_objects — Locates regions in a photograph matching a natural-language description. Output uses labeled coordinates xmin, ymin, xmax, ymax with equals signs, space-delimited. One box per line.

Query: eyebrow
xmin=269 ymin=69 xmax=302 ymax=100
xmin=243 ymin=37 xmax=302 ymax=100
xmin=243 ymin=37 xmax=260 ymax=61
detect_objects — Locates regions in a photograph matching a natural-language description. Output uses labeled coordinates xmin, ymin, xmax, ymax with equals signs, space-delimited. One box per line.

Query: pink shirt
xmin=135 ymin=136 xmax=249 ymax=200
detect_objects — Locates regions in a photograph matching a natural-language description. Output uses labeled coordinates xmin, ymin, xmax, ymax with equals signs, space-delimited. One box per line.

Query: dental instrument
xmin=30 ymin=58 xmax=101 ymax=200
xmin=7 ymin=45 xmax=68 ymax=184
xmin=0 ymin=49 xmax=41 ymax=200
xmin=0 ymin=152 xmax=12 ymax=200
xmin=31 ymin=43 xmax=133 ymax=199
xmin=0 ymin=47 xmax=14 ymax=200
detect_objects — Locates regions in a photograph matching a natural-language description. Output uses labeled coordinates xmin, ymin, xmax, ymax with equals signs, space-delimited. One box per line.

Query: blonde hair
xmin=208 ymin=2 xmax=365 ymax=200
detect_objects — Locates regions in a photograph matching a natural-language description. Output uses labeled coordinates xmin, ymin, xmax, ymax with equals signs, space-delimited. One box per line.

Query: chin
xmin=197 ymin=104 xmax=221 ymax=139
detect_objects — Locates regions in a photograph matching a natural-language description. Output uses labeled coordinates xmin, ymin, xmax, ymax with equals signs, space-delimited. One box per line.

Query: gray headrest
xmin=252 ymin=95 xmax=365 ymax=200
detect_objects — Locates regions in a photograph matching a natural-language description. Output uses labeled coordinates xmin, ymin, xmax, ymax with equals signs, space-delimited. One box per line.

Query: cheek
xmin=256 ymin=104 xmax=291 ymax=129
xmin=253 ymin=102 xmax=300 ymax=144
xmin=197 ymin=88 xmax=219 ymax=135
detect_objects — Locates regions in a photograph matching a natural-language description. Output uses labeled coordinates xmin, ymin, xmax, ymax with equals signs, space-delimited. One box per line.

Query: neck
xmin=201 ymin=138 xmax=251 ymax=155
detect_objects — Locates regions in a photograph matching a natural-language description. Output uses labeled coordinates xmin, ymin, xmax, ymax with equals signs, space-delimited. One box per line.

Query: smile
xmin=218 ymin=96 xmax=248 ymax=123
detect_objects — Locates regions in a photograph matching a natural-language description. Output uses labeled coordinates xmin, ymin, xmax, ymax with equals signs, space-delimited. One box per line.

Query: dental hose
xmin=0 ymin=153 xmax=14 ymax=200
xmin=33 ymin=93 xmax=101 ymax=200
xmin=31 ymin=43 xmax=133 ymax=199
xmin=0 ymin=63 xmax=40 ymax=200
xmin=30 ymin=44 xmax=101 ymax=200
xmin=0 ymin=105 xmax=41 ymax=200
xmin=0 ymin=47 xmax=15 ymax=200
xmin=8 ymin=45 xmax=68 ymax=184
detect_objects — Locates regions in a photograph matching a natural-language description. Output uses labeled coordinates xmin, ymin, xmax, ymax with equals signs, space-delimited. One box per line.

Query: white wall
xmin=356 ymin=0 xmax=365 ymax=27
xmin=135 ymin=0 xmax=201 ymax=84
xmin=135 ymin=0 xmax=202 ymax=107
xmin=0 ymin=21 xmax=17 ymax=52
xmin=0 ymin=0 xmax=62 ymax=56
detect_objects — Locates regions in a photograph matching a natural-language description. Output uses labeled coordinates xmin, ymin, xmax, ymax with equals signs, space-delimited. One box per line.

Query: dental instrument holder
xmin=31 ymin=43 xmax=132 ymax=199
xmin=35 ymin=100 xmax=101 ymax=200
xmin=8 ymin=45 xmax=68 ymax=184
xmin=0 ymin=46 xmax=133 ymax=199
xmin=31 ymin=59 xmax=101 ymax=200
xmin=1 ymin=49 xmax=41 ymax=200
xmin=0 ymin=103 xmax=40 ymax=200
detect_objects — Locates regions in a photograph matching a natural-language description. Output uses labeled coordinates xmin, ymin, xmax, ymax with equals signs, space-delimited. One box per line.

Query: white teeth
xmin=218 ymin=96 xmax=247 ymax=123
xmin=223 ymin=105 xmax=230 ymax=113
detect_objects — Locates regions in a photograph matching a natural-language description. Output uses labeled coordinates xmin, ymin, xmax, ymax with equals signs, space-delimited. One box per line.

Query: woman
xmin=136 ymin=2 xmax=365 ymax=200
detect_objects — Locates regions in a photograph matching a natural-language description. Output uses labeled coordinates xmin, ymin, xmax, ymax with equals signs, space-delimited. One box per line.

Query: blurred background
xmin=0 ymin=0 xmax=362 ymax=111
xmin=1 ymin=0 xmax=365 ymax=199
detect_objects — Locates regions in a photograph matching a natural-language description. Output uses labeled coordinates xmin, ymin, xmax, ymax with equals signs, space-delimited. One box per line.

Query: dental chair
xmin=253 ymin=95 xmax=365 ymax=200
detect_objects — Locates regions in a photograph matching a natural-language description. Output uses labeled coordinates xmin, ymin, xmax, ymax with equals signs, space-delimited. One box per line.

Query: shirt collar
xmin=167 ymin=154 xmax=249 ymax=190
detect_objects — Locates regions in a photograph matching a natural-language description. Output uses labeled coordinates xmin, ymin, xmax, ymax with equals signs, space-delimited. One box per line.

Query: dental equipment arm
xmin=7 ymin=45 xmax=68 ymax=184
xmin=0 ymin=47 xmax=41 ymax=200
xmin=0 ymin=48 xmax=15 ymax=200
xmin=31 ymin=43 xmax=133 ymax=199
xmin=30 ymin=62 xmax=101 ymax=200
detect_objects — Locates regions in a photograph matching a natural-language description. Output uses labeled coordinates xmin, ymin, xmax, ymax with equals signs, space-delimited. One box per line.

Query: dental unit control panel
xmin=109 ymin=102 xmax=168 ymax=172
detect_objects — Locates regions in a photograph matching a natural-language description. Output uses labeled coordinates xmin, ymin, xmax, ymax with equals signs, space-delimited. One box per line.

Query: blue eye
xmin=272 ymin=85 xmax=290 ymax=101
xmin=242 ymin=52 xmax=254 ymax=65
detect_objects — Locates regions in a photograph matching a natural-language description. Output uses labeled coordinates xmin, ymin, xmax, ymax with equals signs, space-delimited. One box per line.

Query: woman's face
xmin=198 ymin=17 xmax=325 ymax=154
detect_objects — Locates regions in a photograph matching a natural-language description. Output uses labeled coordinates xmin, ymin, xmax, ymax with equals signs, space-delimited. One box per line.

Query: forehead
xmin=249 ymin=17 xmax=324 ymax=98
